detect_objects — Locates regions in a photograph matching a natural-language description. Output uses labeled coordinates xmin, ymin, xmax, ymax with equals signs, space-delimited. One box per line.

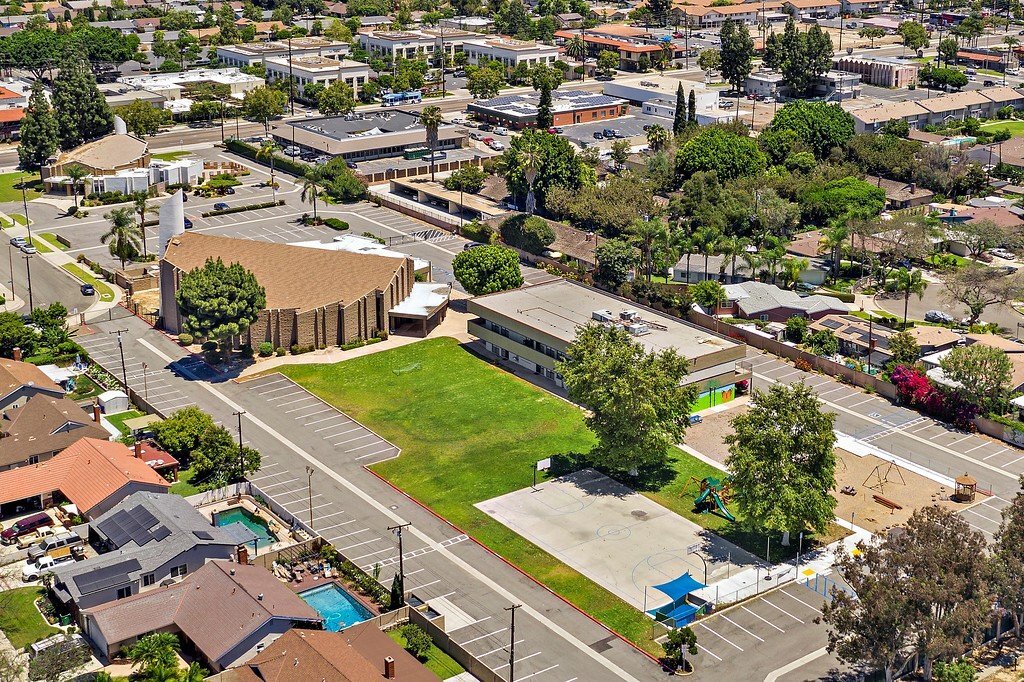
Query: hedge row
xmin=201 ymin=200 xmax=285 ymax=217
xmin=226 ymin=139 xmax=308 ymax=177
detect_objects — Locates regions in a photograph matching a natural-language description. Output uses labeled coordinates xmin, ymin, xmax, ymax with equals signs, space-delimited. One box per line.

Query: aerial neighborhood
xmin=7 ymin=0 xmax=1024 ymax=679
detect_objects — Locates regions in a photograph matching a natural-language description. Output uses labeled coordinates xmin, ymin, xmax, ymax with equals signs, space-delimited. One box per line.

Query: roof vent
xmin=258 ymin=593 xmax=264 ymax=601
xmin=230 ymin=567 xmax=235 ymax=575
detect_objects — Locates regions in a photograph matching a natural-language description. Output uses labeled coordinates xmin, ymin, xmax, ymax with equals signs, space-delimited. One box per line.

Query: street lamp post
xmin=233 ymin=410 xmax=246 ymax=480
xmin=305 ymin=465 xmax=314 ymax=528
xmin=386 ymin=522 xmax=411 ymax=607
xmin=7 ymin=244 xmax=13 ymax=298
xmin=22 ymin=254 xmax=32 ymax=313
xmin=142 ymin=362 xmax=148 ymax=400
xmin=20 ymin=173 xmax=31 ymax=243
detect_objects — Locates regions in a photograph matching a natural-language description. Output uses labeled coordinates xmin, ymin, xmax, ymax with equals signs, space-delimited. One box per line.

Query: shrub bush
xmin=290 ymin=343 xmax=315 ymax=355
xmin=178 ymin=333 xmax=194 ymax=346
xmin=204 ymin=349 xmax=222 ymax=364
xmin=324 ymin=218 xmax=349 ymax=230
xmin=239 ymin=344 xmax=254 ymax=359
xmin=794 ymin=358 xmax=813 ymax=372
xmin=258 ymin=342 xmax=274 ymax=357
xmin=201 ymin=340 xmax=218 ymax=352
xmin=276 ymin=347 xmax=286 ymax=356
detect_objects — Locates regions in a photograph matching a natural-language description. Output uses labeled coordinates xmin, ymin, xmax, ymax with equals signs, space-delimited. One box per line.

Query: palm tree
xmin=301 ymin=168 xmax=326 ymax=222
xmin=565 ymin=36 xmax=586 ymax=80
xmin=628 ymin=218 xmax=667 ymax=282
xmin=256 ymin=139 xmax=280 ymax=203
xmin=419 ymin=105 xmax=443 ymax=182
xmin=741 ymin=250 xmax=761 ymax=281
xmin=818 ymin=224 xmax=849 ymax=283
xmin=130 ymin=191 xmax=156 ymax=259
xmin=659 ymin=41 xmax=673 ymax=71
xmin=672 ymin=232 xmax=695 ymax=283
xmin=646 ymin=124 xmax=670 ymax=152
xmin=180 ymin=662 xmax=208 ymax=682
xmin=893 ymin=267 xmax=927 ymax=327
xmin=520 ymin=137 xmax=544 ymax=214
xmin=141 ymin=664 xmax=180 ymax=682
xmin=692 ymin=225 xmax=722 ymax=281
xmin=128 ymin=632 xmax=180 ymax=673
xmin=65 ymin=164 xmax=88 ymax=209
xmin=716 ymin=235 xmax=746 ymax=282
xmin=101 ymin=206 xmax=142 ymax=269
xmin=780 ymin=257 xmax=809 ymax=289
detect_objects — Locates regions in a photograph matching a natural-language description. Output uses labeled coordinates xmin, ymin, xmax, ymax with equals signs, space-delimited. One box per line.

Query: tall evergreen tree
xmin=51 ymin=48 xmax=114 ymax=150
xmin=672 ymin=81 xmax=686 ymax=135
xmin=687 ymin=89 xmax=696 ymax=128
xmin=719 ymin=19 xmax=754 ymax=93
xmin=17 ymin=80 xmax=58 ymax=169
xmin=535 ymin=85 xmax=553 ymax=129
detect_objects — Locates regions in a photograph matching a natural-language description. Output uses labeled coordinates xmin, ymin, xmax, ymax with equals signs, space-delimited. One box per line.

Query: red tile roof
xmin=0 ymin=87 xmax=22 ymax=100
xmin=0 ymin=437 xmax=170 ymax=512
xmin=0 ymin=109 xmax=25 ymax=123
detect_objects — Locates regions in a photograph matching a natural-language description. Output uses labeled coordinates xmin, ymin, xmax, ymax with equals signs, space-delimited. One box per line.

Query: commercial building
xmin=554 ymin=29 xmax=665 ymax=71
xmin=264 ymin=55 xmax=370 ymax=97
xmin=52 ymin=492 xmax=253 ymax=614
xmin=783 ymin=0 xmax=841 ymax=18
xmin=467 ymin=279 xmax=750 ymax=409
xmin=833 ymin=56 xmax=918 ymax=88
xmin=272 ymin=110 xmax=467 ymax=160
xmin=359 ymin=30 xmax=438 ymax=59
xmin=116 ymin=68 xmax=265 ymax=100
xmin=81 ymin=561 xmax=321 ymax=671
xmin=160 ymin=232 xmax=450 ymax=347
xmin=603 ymin=75 xmax=717 ymax=111
xmin=462 ymin=37 xmax=560 ymax=70
xmin=468 ymin=89 xmax=628 ymax=129
xmin=440 ymin=15 xmax=495 ymax=31
xmin=0 ymin=396 xmax=109 ymax=472
xmin=682 ymin=2 xmax=783 ymax=27
xmin=215 ymin=38 xmax=351 ymax=68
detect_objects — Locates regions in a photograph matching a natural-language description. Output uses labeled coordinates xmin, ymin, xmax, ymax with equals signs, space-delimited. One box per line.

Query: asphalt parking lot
xmin=562 ymin=112 xmax=670 ymax=147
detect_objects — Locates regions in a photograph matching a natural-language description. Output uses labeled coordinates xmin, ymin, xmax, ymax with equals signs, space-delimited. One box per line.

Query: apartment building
xmin=263 ymin=55 xmax=370 ymax=96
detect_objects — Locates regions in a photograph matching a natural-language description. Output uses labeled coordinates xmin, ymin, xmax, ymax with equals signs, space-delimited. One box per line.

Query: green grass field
xmin=980 ymin=120 xmax=1024 ymax=137
xmin=387 ymin=629 xmax=465 ymax=679
xmin=28 ymin=236 xmax=51 ymax=253
xmin=106 ymin=410 xmax=144 ymax=436
xmin=38 ymin=233 xmax=67 ymax=251
xmin=0 ymin=172 xmax=42 ymax=203
xmin=152 ymin=151 xmax=191 ymax=161
xmin=61 ymin=263 xmax=115 ymax=302
xmin=170 ymin=466 xmax=202 ymax=496
xmin=276 ymin=338 xmax=807 ymax=655
xmin=0 ymin=587 xmax=59 ymax=649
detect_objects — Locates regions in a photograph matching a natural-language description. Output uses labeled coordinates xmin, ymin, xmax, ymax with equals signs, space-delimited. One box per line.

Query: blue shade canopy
xmin=650 ymin=572 xmax=705 ymax=601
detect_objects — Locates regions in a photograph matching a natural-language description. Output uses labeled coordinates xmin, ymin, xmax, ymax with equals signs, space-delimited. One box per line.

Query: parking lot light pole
xmin=142 ymin=362 xmax=148 ymax=400
xmin=387 ymin=522 xmax=411 ymax=606
xmin=305 ymin=465 xmax=314 ymax=528
xmin=233 ymin=410 xmax=246 ymax=481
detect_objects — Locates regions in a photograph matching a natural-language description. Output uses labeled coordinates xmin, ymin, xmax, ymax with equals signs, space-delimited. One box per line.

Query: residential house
xmin=810 ymin=314 xmax=893 ymax=366
xmin=917 ymin=90 xmax=991 ymax=126
xmin=716 ymin=281 xmax=848 ymax=322
xmin=925 ymin=332 xmax=1024 ymax=392
xmin=865 ymin=175 xmax=935 ymax=210
xmin=906 ymin=325 xmax=962 ymax=355
xmin=52 ymin=492 xmax=253 ymax=616
xmin=81 ymin=561 xmax=321 ymax=671
xmin=210 ymin=625 xmax=439 ymax=682
xmin=0 ymin=395 xmax=109 ymax=472
xmin=783 ymin=0 xmax=841 ymax=18
xmin=849 ymin=99 xmax=929 ymax=133
xmin=554 ymin=12 xmax=584 ymax=28
xmin=0 ymin=438 xmax=171 ymax=520
xmin=0 ymin=359 xmax=64 ymax=411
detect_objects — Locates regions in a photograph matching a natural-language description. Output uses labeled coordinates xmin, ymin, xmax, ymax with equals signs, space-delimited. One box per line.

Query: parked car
xmin=1 ymin=512 xmax=53 ymax=545
xmin=478 ymin=123 xmax=494 ymax=132
xmin=463 ymin=241 xmax=486 ymax=250
xmin=22 ymin=553 xmax=75 ymax=582
xmin=80 ymin=283 xmax=95 ymax=296
xmin=284 ymin=146 xmax=301 ymax=156
xmin=553 ymin=126 xmax=563 ymax=133
xmin=346 ymin=161 xmax=358 ymax=169
xmin=925 ymin=310 xmax=955 ymax=324
xmin=990 ymin=248 xmax=1016 ymax=260
xmin=183 ymin=217 xmax=194 ymax=229
xmin=688 ymin=414 xmax=703 ymax=425
xmin=602 ymin=128 xmax=619 ymax=138
xmin=494 ymin=126 xmax=509 ymax=136
xmin=470 ymin=131 xmax=485 ymax=141
xmin=452 ymin=117 xmax=464 ymax=124
xmin=453 ymin=69 xmax=466 ymax=77
xmin=27 ymin=532 xmax=83 ymax=562
xmin=976 ymin=251 xmax=994 ymax=263
xmin=8 ymin=236 xmax=25 ymax=247
xmin=20 ymin=244 xmax=36 ymax=255
xmin=593 ymin=131 xmax=604 ymax=139
xmin=488 ymin=140 xmax=505 ymax=151
xmin=214 ymin=202 xmax=230 ymax=211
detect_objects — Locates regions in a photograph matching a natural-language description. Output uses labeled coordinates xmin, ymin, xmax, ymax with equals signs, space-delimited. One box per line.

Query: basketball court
xmin=475 ymin=469 xmax=759 ymax=611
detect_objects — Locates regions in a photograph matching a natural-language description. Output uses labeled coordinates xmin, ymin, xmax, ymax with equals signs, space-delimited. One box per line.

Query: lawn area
xmin=1 ymin=213 xmax=29 ymax=227
xmin=169 ymin=466 xmax=202 ymax=497
xmin=277 ymin=338 xmax=804 ymax=655
xmin=0 ymin=172 xmax=42 ymax=203
xmin=152 ymin=151 xmax=191 ymax=161
xmin=106 ymin=409 xmax=144 ymax=436
xmin=980 ymin=120 xmax=1024 ymax=137
xmin=67 ymin=373 xmax=103 ymax=401
xmin=28 ymin=236 xmax=52 ymax=253
xmin=0 ymin=587 xmax=59 ymax=649
xmin=38 ymin=233 xmax=67 ymax=251
xmin=387 ymin=629 xmax=465 ymax=679
xmin=61 ymin=263 xmax=115 ymax=302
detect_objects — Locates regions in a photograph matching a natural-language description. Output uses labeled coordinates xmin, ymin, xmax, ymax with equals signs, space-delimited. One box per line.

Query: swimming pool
xmin=300 ymin=583 xmax=374 ymax=631
xmin=214 ymin=507 xmax=276 ymax=549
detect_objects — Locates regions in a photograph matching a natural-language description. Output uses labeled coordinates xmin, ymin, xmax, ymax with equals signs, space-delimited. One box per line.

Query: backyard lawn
xmin=0 ymin=587 xmax=59 ymax=649
xmin=169 ymin=466 xmax=202 ymax=497
xmin=106 ymin=410 xmax=144 ymax=436
xmin=277 ymin=337 xmax=803 ymax=654
xmin=387 ymin=629 xmax=465 ymax=679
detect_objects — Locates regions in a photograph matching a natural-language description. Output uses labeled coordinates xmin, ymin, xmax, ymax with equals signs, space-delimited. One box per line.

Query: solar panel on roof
xmin=192 ymin=530 xmax=214 ymax=540
xmin=821 ymin=319 xmax=843 ymax=330
xmin=72 ymin=558 xmax=141 ymax=595
xmin=151 ymin=526 xmax=171 ymax=542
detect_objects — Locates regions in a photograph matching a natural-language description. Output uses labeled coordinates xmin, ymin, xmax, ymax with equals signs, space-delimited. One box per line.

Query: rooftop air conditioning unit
xmin=592 ymin=309 xmax=614 ymax=322
xmin=620 ymin=310 xmax=639 ymax=321
xmin=626 ymin=323 xmax=649 ymax=336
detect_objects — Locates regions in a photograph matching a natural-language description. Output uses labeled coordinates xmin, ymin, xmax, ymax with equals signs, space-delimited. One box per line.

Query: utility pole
xmin=288 ymin=34 xmax=295 ymax=116
xmin=142 ymin=362 xmax=148 ymax=399
xmin=7 ymin=243 xmax=13 ymax=298
xmin=305 ymin=465 xmax=314 ymax=528
xmin=387 ymin=522 xmax=411 ymax=606
xmin=505 ymin=604 xmax=522 ymax=682
xmin=233 ymin=410 xmax=246 ymax=480
xmin=22 ymin=254 xmax=32 ymax=313
xmin=20 ymin=172 xmax=31 ymax=244
xmin=109 ymin=329 xmax=129 ymax=389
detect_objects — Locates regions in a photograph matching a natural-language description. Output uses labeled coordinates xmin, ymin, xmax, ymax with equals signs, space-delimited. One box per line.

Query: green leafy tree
xmin=596 ymin=49 xmax=618 ymax=78
xmin=764 ymin=101 xmax=854 ymax=160
xmin=242 ymin=86 xmax=288 ymax=134
xmin=557 ymin=324 xmax=697 ymax=473
xmin=858 ymin=26 xmax=885 ymax=48
xmin=316 ymin=80 xmax=356 ymax=115
xmin=627 ymin=217 xmax=666 ymax=282
xmin=500 ymin=129 xmax=593 ymax=212
xmin=593 ymin=238 xmax=636 ymax=289
xmin=943 ymin=264 xmax=1024 ymax=325
xmin=398 ymin=624 xmax=432 ymax=659
xmin=892 ymin=267 xmax=926 ymax=327
xmin=500 ymin=214 xmax=555 ymax=255
xmin=0 ymin=24 xmax=59 ymax=80
xmin=191 ymin=424 xmax=260 ymax=484
xmin=938 ymin=37 xmax=958 ymax=66
xmin=887 ymin=330 xmax=920 ymax=367
xmin=725 ymin=382 xmax=837 ymax=537
xmin=808 ymin=328 xmax=839 ymax=356
xmin=690 ymin=279 xmax=725 ymax=310
xmin=18 ymin=80 xmax=58 ymax=169
xmin=993 ymin=476 xmax=1024 ymax=639
xmin=920 ymin=64 xmax=968 ymax=90
xmin=663 ymin=627 xmax=699 ymax=672
xmin=452 ymin=244 xmax=523 ymax=295
xmin=768 ymin=18 xmax=833 ymax=97
xmin=940 ymin=343 xmax=1014 ymax=414
xmin=443 ymin=165 xmax=487 ymax=194
xmin=799 ymin=177 xmax=886 ymax=227
xmin=116 ymin=99 xmax=166 ymax=137
xmin=880 ymin=118 xmax=910 ymax=138
xmin=932 ymin=660 xmax=977 ymax=682
xmin=697 ymin=48 xmax=720 ymax=77
xmin=152 ymin=406 xmax=215 ymax=460
xmin=175 ymin=257 xmax=266 ymax=343
xmin=687 ymin=89 xmax=696 ymax=127
xmin=390 ymin=573 xmax=404 ymax=609
xmin=467 ymin=63 xmax=504 ymax=99
xmin=719 ymin=19 xmax=753 ymax=93
xmin=0 ymin=311 xmax=37 ymax=358
xmin=677 ymin=126 xmax=766 ymax=181
xmin=898 ymin=20 xmax=929 ymax=51
xmin=101 ymin=206 xmax=142 ymax=268
xmin=785 ymin=315 xmax=808 ymax=343
xmin=51 ymin=48 xmax=114 ymax=149
xmin=128 ymin=633 xmax=180 ymax=673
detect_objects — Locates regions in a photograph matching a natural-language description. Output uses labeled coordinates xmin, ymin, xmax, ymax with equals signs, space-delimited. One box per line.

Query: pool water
xmin=214 ymin=507 xmax=276 ymax=549
xmin=300 ymin=583 xmax=374 ymax=631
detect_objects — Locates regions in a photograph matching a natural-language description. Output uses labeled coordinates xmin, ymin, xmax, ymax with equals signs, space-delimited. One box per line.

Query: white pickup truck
xmin=22 ymin=550 xmax=74 ymax=581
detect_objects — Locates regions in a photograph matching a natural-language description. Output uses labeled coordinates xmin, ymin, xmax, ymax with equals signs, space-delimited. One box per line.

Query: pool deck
xmin=196 ymin=496 xmax=298 ymax=555
xmin=289 ymin=577 xmax=384 ymax=619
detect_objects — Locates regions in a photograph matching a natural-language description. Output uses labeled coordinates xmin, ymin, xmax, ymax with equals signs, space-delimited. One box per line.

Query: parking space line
xmin=410 ymin=579 xmax=440 ymax=590
xmin=255 ymin=478 xmax=300 ymax=490
xmin=331 ymin=528 xmax=371 ymax=539
xmin=477 ymin=639 xmax=522 ymax=657
xmin=315 ymin=421 xmax=354 ymax=432
xmin=719 ymin=614 xmax=764 ymax=642
xmin=494 ymin=652 xmax=542 ymax=670
xmin=277 ymin=396 xmax=317 ymax=407
xmin=778 ymin=588 xmax=822 ymax=614
xmin=317 ymin=520 xmax=356 ymax=532
xmin=984 ymin=448 xmax=1009 ymax=461
xmin=697 ymin=624 xmax=743 ymax=651
xmin=267 ymin=390 xmax=305 ymax=401
xmin=449 ymin=616 xmax=491 ymax=632
xmin=254 ymin=384 xmax=295 ymax=395
xmin=312 ymin=511 xmax=347 ymax=521
xmin=309 ymin=416 xmax=347 ymax=427
xmin=334 ymin=433 xmax=376 ymax=446
xmin=297 ymin=408 xmax=334 ymax=419
xmin=740 ymin=605 xmax=785 ymax=633
xmin=962 ymin=507 xmax=1000 ymax=524
xmin=761 ymin=598 xmax=805 ymax=623
xmin=349 ymin=547 xmax=393 ymax=562
xmin=460 ymin=628 xmax=508 ymax=646
xmin=696 ymin=644 xmax=722 ymax=662
xmin=1005 ymin=454 xmax=1024 ymax=467
xmin=324 ymin=426 xmax=364 ymax=438
xmin=355 ymin=446 xmax=397 ymax=460
xmin=337 ymin=538 xmax=379 ymax=551
xmin=346 ymin=439 xmax=387 ymax=452
xmin=966 ymin=442 xmax=991 ymax=453
xmin=817 ymin=387 xmax=846 ymax=398
xmin=284 ymin=501 xmax=332 ymax=513
xmin=285 ymin=403 xmax=325 ymax=414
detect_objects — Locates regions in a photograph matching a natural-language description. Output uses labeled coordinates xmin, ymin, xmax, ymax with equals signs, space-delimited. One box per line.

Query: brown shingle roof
xmin=864 ymin=175 xmax=935 ymax=203
xmin=0 ymin=359 xmax=63 ymax=402
xmin=219 ymin=625 xmax=440 ymax=682
xmin=162 ymin=233 xmax=408 ymax=313
xmin=56 ymin=133 xmax=149 ymax=170
xmin=0 ymin=395 xmax=108 ymax=468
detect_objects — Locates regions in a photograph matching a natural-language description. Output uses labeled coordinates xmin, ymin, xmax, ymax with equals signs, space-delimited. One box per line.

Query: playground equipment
xmin=954 ymin=473 xmax=977 ymax=502
xmin=863 ymin=461 xmax=905 ymax=493
xmin=686 ymin=476 xmax=736 ymax=522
